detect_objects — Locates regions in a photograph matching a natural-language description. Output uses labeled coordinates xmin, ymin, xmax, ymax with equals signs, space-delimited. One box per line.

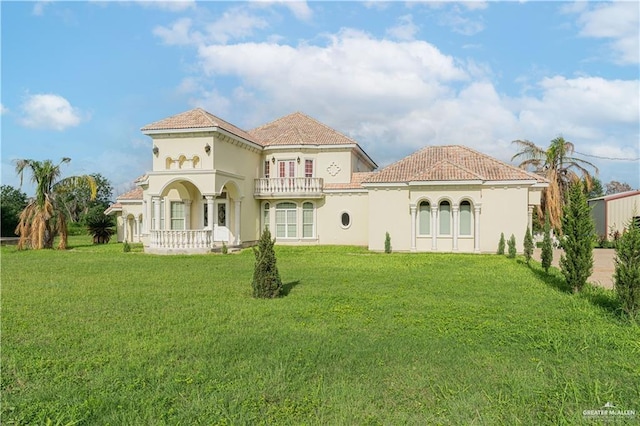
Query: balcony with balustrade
xmin=254 ymin=177 xmax=324 ymax=199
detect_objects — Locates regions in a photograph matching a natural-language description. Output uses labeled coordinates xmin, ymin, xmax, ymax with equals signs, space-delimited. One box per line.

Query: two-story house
xmin=106 ymin=108 xmax=547 ymax=254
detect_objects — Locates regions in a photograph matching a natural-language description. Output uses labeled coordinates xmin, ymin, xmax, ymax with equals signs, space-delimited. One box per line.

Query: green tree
xmin=523 ymin=227 xmax=534 ymax=265
xmin=512 ymin=136 xmax=598 ymax=232
xmin=0 ymin=185 xmax=28 ymax=237
xmin=507 ymin=234 xmax=517 ymax=258
xmin=497 ymin=233 xmax=505 ymax=255
xmin=541 ymin=216 xmax=553 ymax=273
xmin=384 ymin=232 xmax=392 ymax=254
xmin=614 ymin=219 xmax=640 ymax=321
xmin=58 ymin=173 xmax=113 ymax=223
xmin=86 ymin=213 xmax=115 ymax=244
xmin=559 ymin=182 xmax=594 ymax=292
xmin=14 ymin=158 xmax=96 ymax=250
xmin=252 ymin=228 xmax=282 ymax=298
xmin=584 ymin=176 xmax=604 ymax=200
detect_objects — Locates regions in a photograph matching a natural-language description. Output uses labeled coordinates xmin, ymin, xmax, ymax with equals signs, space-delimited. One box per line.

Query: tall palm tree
xmin=511 ymin=136 xmax=598 ymax=231
xmin=14 ymin=158 xmax=96 ymax=250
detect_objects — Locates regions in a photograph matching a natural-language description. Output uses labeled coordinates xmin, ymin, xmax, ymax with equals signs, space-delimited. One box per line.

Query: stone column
xmin=152 ymin=196 xmax=161 ymax=230
xmin=474 ymin=204 xmax=482 ymax=253
xmin=142 ymin=200 xmax=148 ymax=233
xmin=527 ymin=205 xmax=534 ymax=232
xmin=134 ymin=216 xmax=140 ymax=242
xmin=452 ymin=204 xmax=459 ymax=251
xmin=431 ymin=205 xmax=438 ymax=251
xmin=410 ymin=204 xmax=417 ymax=252
xmin=184 ymin=199 xmax=192 ymax=230
xmin=123 ymin=210 xmax=128 ymax=242
xmin=234 ymin=199 xmax=241 ymax=245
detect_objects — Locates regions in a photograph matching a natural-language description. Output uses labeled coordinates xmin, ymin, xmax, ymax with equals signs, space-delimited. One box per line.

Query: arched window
xmin=340 ymin=212 xmax=351 ymax=229
xmin=263 ymin=202 xmax=270 ymax=231
xmin=460 ymin=201 xmax=472 ymax=236
xmin=439 ymin=201 xmax=451 ymax=235
xmin=419 ymin=201 xmax=430 ymax=235
xmin=302 ymin=202 xmax=314 ymax=238
xmin=275 ymin=202 xmax=297 ymax=238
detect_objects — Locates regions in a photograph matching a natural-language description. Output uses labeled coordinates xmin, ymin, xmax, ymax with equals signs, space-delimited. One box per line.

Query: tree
xmin=86 ymin=213 xmax=115 ymax=244
xmin=14 ymin=158 xmax=96 ymax=250
xmin=523 ymin=227 xmax=534 ymax=265
xmin=384 ymin=232 xmax=392 ymax=254
xmin=584 ymin=176 xmax=604 ymax=199
xmin=507 ymin=234 xmax=517 ymax=258
xmin=614 ymin=219 xmax=640 ymax=321
xmin=512 ymin=137 xmax=598 ymax=232
xmin=497 ymin=232 xmax=505 ymax=255
xmin=57 ymin=173 xmax=113 ymax=223
xmin=605 ymin=180 xmax=633 ymax=195
xmin=559 ymin=182 xmax=594 ymax=292
xmin=252 ymin=228 xmax=282 ymax=298
xmin=1 ymin=185 xmax=28 ymax=237
xmin=541 ymin=216 xmax=553 ymax=273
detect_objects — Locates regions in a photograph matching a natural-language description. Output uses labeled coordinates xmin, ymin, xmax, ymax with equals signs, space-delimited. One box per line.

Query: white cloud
xmin=570 ymin=1 xmax=639 ymax=65
xmin=32 ymin=0 xmax=52 ymax=16
xmin=20 ymin=94 xmax=84 ymax=131
xmin=252 ymin=0 xmax=313 ymax=21
xmin=205 ymin=8 xmax=269 ymax=44
xmin=153 ymin=18 xmax=198 ymax=45
xmin=0 ymin=104 xmax=8 ymax=115
xmin=136 ymin=0 xmax=196 ymax=12
xmin=386 ymin=15 xmax=419 ymax=41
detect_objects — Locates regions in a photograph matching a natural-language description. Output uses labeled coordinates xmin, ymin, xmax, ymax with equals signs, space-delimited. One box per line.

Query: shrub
xmin=221 ymin=241 xmax=228 ymax=255
xmin=123 ymin=241 xmax=131 ymax=253
xmin=559 ymin=183 xmax=594 ymax=293
xmin=384 ymin=232 xmax=392 ymax=254
xmin=252 ymin=228 xmax=282 ymax=298
xmin=507 ymin=234 xmax=517 ymax=258
xmin=497 ymin=233 xmax=505 ymax=255
xmin=541 ymin=216 xmax=553 ymax=273
xmin=86 ymin=213 xmax=115 ymax=244
xmin=523 ymin=227 xmax=534 ymax=264
xmin=614 ymin=221 xmax=640 ymax=321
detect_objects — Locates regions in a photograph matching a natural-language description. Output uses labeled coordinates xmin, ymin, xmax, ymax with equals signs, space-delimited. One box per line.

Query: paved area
xmin=533 ymin=248 xmax=616 ymax=289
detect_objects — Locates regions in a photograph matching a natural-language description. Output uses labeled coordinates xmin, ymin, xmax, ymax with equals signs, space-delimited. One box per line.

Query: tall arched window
xmin=439 ymin=201 xmax=451 ymax=235
xmin=263 ymin=202 xmax=270 ymax=231
xmin=419 ymin=201 xmax=430 ymax=235
xmin=302 ymin=202 xmax=314 ymax=238
xmin=460 ymin=201 xmax=472 ymax=236
xmin=275 ymin=202 xmax=297 ymax=238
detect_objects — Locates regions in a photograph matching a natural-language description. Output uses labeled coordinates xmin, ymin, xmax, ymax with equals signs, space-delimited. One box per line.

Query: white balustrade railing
xmin=150 ymin=229 xmax=213 ymax=250
xmin=254 ymin=177 xmax=323 ymax=197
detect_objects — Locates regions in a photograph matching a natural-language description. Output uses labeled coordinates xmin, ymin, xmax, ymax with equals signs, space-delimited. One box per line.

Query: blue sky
xmin=2 ymin=1 xmax=639 ymax=198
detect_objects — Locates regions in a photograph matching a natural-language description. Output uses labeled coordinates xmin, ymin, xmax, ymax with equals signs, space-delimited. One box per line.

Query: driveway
xmin=532 ymin=248 xmax=616 ymax=290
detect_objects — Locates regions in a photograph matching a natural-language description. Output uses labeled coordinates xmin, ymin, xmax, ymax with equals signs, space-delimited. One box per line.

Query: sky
xmin=1 ymin=0 xmax=639 ymax=198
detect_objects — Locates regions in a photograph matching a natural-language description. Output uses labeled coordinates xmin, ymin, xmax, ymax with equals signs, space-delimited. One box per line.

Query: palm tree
xmin=511 ymin=136 xmax=598 ymax=231
xmin=14 ymin=158 xmax=96 ymax=250
xmin=86 ymin=213 xmax=116 ymax=244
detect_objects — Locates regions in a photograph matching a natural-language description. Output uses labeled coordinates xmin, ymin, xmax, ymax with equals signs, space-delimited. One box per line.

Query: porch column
xmin=143 ymin=200 xmax=148 ymax=233
xmin=123 ymin=210 xmax=128 ymax=242
xmin=234 ymin=199 xmax=241 ymax=245
xmin=452 ymin=204 xmax=459 ymax=251
xmin=431 ymin=205 xmax=438 ymax=251
xmin=474 ymin=204 xmax=482 ymax=253
xmin=205 ymin=196 xmax=215 ymax=230
xmin=409 ymin=204 xmax=417 ymax=252
xmin=152 ymin=196 xmax=160 ymax=230
xmin=134 ymin=216 xmax=140 ymax=242
xmin=527 ymin=205 xmax=534 ymax=232
xmin=184 ymin=199 xmax=192 ymax=230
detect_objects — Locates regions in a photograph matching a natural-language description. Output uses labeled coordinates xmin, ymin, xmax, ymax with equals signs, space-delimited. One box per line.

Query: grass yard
xmin=1 ymin=237 xmax=639 ymax=425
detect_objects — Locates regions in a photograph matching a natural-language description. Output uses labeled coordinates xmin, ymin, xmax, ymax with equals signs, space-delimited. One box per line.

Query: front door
xmin=214 ymin=200 xmax=229 ymax=242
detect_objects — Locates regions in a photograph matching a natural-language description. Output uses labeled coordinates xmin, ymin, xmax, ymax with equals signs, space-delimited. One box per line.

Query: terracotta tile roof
xmin=104 ymin=203 xmax=122 ymax=215
xmin=364 ymin=145 xmax=548 ymax=184
xmin=249 ymin=112 xmax=360 ymax=147
xmin=117 ymin=187 xmax=143 ymax=200
xmin=324 ymin=172 xmax=376 ymax=190
xmin=141 ymin=108 xmax=259 ymax=144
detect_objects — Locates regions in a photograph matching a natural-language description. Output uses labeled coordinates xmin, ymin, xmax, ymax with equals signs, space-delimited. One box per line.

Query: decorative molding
xmin=327 ymin=162 xmax=341 ymax=177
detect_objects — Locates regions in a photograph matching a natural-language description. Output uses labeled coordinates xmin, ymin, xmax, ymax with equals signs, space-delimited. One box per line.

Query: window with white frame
xmin=264 ymin=161 xmax=270 ymax=178
xmin=302 ymin=202 xmax=314 ymax=238
xmin=170 ymin=201 xmax=185 ymax=230
xmin=459 ymin=201 xmax=472 ymax=236
xmin=439 ymin=201 xmax=451 ymax=235
xmin=263 ymin=202 xmax=270 ymax=231
xmin=275 ymin=202 xmax=297 ymax=238
xmin=419 ymin=201 xmax=431 ymax=235
xmin=305 ymin=159 xmax=314 ymax=178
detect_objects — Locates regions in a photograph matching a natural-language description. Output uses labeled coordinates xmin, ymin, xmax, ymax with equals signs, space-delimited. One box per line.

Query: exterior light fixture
xmin=272 ymin=157 xmax=276 ymax=164
xmin=205 ymin=143 xmax=211 ymax=154
xmin=297 ymin=156 xmax=301 ymax=164
xmin=152 ymin=146 xmax=159 ymax=156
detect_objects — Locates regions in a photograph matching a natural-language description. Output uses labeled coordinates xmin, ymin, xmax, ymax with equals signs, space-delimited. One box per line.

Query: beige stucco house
xmin=588 ymin=190 xmax=640 ymax=240
xmin=106 ymin=108 xmax=547 ymax=254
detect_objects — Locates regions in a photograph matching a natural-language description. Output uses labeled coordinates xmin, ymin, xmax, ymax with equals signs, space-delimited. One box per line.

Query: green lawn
xmin=1 ymin=238 xmax=638 ymax=425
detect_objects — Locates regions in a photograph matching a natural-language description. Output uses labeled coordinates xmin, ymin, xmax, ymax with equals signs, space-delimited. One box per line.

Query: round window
xmin=341 ymin=212 xmax=351 ymax=228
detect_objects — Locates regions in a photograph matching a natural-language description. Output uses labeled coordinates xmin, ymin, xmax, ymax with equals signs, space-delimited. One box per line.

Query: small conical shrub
xmin=252 ymin=228 xmax=282 ymax=298
xmin=384 ymin=232 xmax=392 ymax=254
xmin=541 ymin=216 xmax=553 ymax=273
xmin=507 ymin=234 xmax=517 ymax=258
xmin=497 ymin=233 xmax=505 ymax=255
xmin=523 ymin=227 xmax=534 ymax=264
xmin=614 ymin=220 xmax=640 ymax=321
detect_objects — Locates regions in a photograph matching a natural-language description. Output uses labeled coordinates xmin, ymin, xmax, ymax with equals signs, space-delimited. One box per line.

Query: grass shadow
xmin=528 ymin=265 xmax=572 ymax=293
xmin=281 ymin=280 xmax=301 ymax=297
xmin=578 ymin=284 xmax=623 ymax=319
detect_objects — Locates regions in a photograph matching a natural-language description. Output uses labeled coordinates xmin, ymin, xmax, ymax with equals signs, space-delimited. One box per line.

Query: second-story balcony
xmin=254 ymin=177 xmax=324 ymax=199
